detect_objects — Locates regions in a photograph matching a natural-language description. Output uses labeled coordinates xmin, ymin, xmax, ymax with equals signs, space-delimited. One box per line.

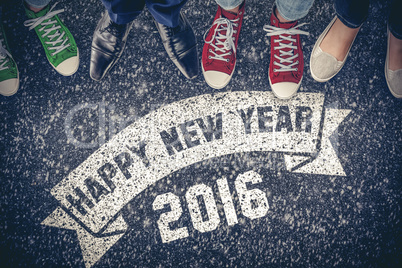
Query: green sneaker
xmin=0 ymin=23 xmax=19 ymax=96
xmin=24 ymin=2 xmax=79 ymax=76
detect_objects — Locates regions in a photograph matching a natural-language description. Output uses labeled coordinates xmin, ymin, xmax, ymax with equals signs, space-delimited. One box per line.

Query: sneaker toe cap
xmin=271 ymin=82 xmax=299 ymax=99
xmin=55 ymin=54 xmax=79 ymax=76
xmin=203 ymin=70 xmax=231 ymax=89
xmin=0 ymin=78 xmax=19 ymax=96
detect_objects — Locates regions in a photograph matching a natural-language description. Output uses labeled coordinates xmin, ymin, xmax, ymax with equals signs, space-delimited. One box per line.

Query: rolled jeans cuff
xmin=107 ymin=11 xmax=142 ymax=25
xmin=389 ymin=24 xmax=402 ymax=40
xmin=389 ymin=0 xmax=402 ymax=40
xmin=24 ymin=0 xmax=51 ymax=9
xmin=334 ymin=0 xmax=368 ymax=29
xmin=275 ymin=0 xmax=314 ymax=21
xmin=336 ymin=11 xmax=366 ymax=29
xmin=215 ymin=0 xmax=244 ymax=11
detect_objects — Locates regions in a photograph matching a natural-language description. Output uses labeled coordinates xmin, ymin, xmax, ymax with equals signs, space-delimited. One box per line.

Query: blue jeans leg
xmin=24 ymin=0 xmax=51 ymax=9
xmin=146 ymin=0 xmax=188 ymax=28
xmin=101 ymin=0 xmax=187 ymax=28
xmin=335 ymin=0 xmax=369 ymax=28
xmin=101 ymin=0 xmax=145 ymax=25
xmin=214 ymin=0 xmax=244 ymax=10
xmin=276 ymin=0 xmax=315 ymax=21
xmin=389 ymin=0 xmax=402 ymax=39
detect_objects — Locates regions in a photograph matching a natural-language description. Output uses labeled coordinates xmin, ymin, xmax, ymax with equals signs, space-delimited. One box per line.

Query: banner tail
xmin=42 ymin=207 xmax=128 ymax=268
xmin=285 ymin=108 xmax=351 ymax=176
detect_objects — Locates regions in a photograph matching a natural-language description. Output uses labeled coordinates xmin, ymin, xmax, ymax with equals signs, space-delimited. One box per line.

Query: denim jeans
xmin=24 ymin=0 xmax=51 ymax=9
xmin=215 ymin=0 xmax=314 ymax=21
xmin=336 ymin=0 xmax=402 ymax=39
xmin=275 ymin=0 xmax=314 ymax=21
xmin=101 ymin=0 xmax=187 ymax=27
xmin=215 ymin=0 xmax=244 ymax=10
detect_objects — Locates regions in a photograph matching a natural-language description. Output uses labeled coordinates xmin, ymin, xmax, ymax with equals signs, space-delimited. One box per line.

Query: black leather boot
xmin=154 ymin=12 xmax=199 ymax=79
xmin=90 ymin=12 xmax=134 ymax=81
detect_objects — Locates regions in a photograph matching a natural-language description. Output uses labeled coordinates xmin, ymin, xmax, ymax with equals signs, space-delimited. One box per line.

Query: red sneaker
xmin=264 ymin=10 xmax=309 ymax=99
xmin=202 ymin=2 xmax=245 ymax=89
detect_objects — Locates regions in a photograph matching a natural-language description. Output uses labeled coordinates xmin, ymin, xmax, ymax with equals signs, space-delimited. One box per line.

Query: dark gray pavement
xmin=0 ymin=0 xmax=401 ymax=267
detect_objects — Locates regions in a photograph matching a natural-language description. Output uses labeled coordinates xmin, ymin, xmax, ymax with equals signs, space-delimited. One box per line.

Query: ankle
xmin=275 ymin=7 xmax=292 ymax=23
xmin=223 ymin=6 xmax=239 ymax=15
xmin=25 ymin=1 xmax=45 ymax=13
xmin=389 ymin=31 xmax=402 ymax=71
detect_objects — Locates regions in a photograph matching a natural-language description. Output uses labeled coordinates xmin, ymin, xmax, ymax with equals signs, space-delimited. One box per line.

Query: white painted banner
xmin=42 ymin=91 xmax=350 ymax=267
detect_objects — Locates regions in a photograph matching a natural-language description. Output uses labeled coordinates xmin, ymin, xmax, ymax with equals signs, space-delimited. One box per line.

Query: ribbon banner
xmin=42 ymin=91 xmax=350 ymax=267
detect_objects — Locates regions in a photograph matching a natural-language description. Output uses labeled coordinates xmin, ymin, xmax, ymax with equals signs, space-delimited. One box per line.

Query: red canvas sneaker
xmin=264 ymin=9 xmax=309 ymax=99
xmin=202 ymin=2 xmax=245 ymax=89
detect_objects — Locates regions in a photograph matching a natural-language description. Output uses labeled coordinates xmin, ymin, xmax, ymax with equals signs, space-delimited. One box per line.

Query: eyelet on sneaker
xmin=209 ymin=49 xmax=212 ymax=52
xmin=226 ymin=59 xmax=229 ymax=62
xmin=208 ymin=56 xmax=211 ymax=59
xmin=229 ymin=52 xmax=232 ymax=55
xmin=295 ymin=68 xmax=298 ymax=71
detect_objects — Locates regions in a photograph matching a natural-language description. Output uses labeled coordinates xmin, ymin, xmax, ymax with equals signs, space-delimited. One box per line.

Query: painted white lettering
xmin=160 ymin=127 xmax=184 ymax=156
xmin=276 ymin=106 xmax=293 ymax=132
xmin=180 ymin=120 xmax=201 ymax=149
xmin=114 ymin=152 xmax=133 ymax=179
xmin=66 ymin=187 xmax=94 ymax=216
xmin=296 ymin=106 xmax=313 ymax=133
xmin=195 ymin=113 xmax=223 ymax=142
xmin=126 ymin=140 xmax=150 ymax=167
xmin=238 ymin=107 xmax=254 ymax=134
xmin=186 ymin=184 xmax=220 ymax=233
xmin=153 ymin=171 xmax=270 ymax=243
xmin=216 ymin=177 xmax=238 ymax=226
xmin=97 ymin=162 xmax=116 ymax=192
xmin=153 ymin=192 xmax=189 ymax=243
xmin=84 ymin=177 xmax=110 ymax=203
xmin=235 ymin=171 xmax=269 ymax=219
xmin=257 ymin=106 xmax=274 ymax=133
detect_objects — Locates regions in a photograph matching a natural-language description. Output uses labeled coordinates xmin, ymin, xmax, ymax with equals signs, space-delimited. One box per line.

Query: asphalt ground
xmin=0 ymin=0 xmax=401 ymax=267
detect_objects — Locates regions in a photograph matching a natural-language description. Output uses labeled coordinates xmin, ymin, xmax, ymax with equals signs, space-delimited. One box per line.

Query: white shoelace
xmin=0 ymin=39 xmax=11 ymax=71
xmin=264 ymin=23 xmax=309 ymax=72
xmin=204 ymin=17 xmax=239 ymax=62
xmin=24 ymin=2 xmax=70 ymax=56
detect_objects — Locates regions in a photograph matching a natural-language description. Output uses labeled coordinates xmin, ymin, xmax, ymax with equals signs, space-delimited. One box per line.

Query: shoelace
xmin=264 ymin=23 xmax=309 ymax=72
xmin=204 ymin=17 xmax=239 ymax=62
xmin=0 ymin=38 xmax=11 ymax=71
xmin=24 ymin=2 xmax=70 ymax=56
